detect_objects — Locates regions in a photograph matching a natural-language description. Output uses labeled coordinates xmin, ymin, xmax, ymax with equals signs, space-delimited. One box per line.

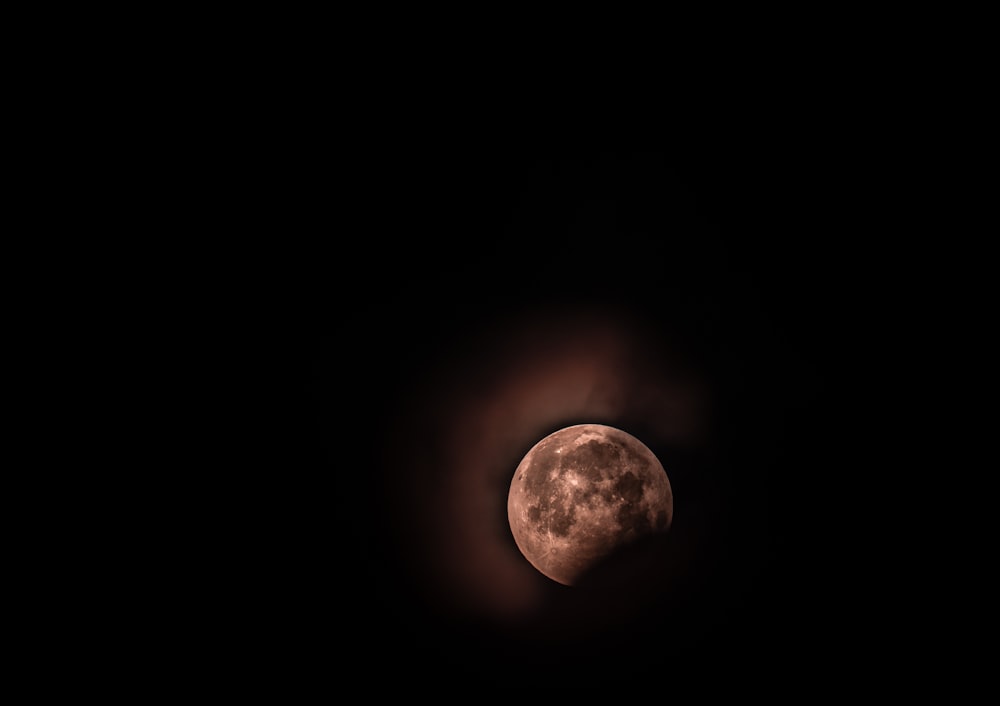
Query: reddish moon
xmin=507 ymin=423 xmax=674 ymax=586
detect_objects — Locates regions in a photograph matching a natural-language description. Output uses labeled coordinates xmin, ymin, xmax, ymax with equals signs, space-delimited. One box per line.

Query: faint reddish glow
xmin=384 ymin=304 xmax=709 ymax=629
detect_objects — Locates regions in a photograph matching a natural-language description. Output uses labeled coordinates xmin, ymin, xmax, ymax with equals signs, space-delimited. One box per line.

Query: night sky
xmin=239 ymin=137 xmax=864 ymax=686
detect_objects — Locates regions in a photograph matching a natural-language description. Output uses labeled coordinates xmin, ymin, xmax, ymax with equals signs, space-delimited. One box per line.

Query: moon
xmin=507 ymin=423 xmax=674 ymax=586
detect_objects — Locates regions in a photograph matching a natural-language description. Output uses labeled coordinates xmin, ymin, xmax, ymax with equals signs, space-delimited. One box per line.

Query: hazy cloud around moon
xmin=382 ymin=302 xmax=710 ymax=627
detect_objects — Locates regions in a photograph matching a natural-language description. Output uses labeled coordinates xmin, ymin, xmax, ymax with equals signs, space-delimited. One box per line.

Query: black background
xmin=54 ymin=25 xmax=965 ymax=692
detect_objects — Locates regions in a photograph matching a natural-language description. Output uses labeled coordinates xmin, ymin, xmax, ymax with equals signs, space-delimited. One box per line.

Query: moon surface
xmin=507 ymin=423 xmax=673 ymax=586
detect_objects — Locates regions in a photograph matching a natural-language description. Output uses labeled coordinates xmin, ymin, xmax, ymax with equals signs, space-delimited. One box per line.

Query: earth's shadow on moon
xmin=518 ymin=529 xmax=697 ymax=636
xmin=503 ymin=481 xmax=754 ymax=675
